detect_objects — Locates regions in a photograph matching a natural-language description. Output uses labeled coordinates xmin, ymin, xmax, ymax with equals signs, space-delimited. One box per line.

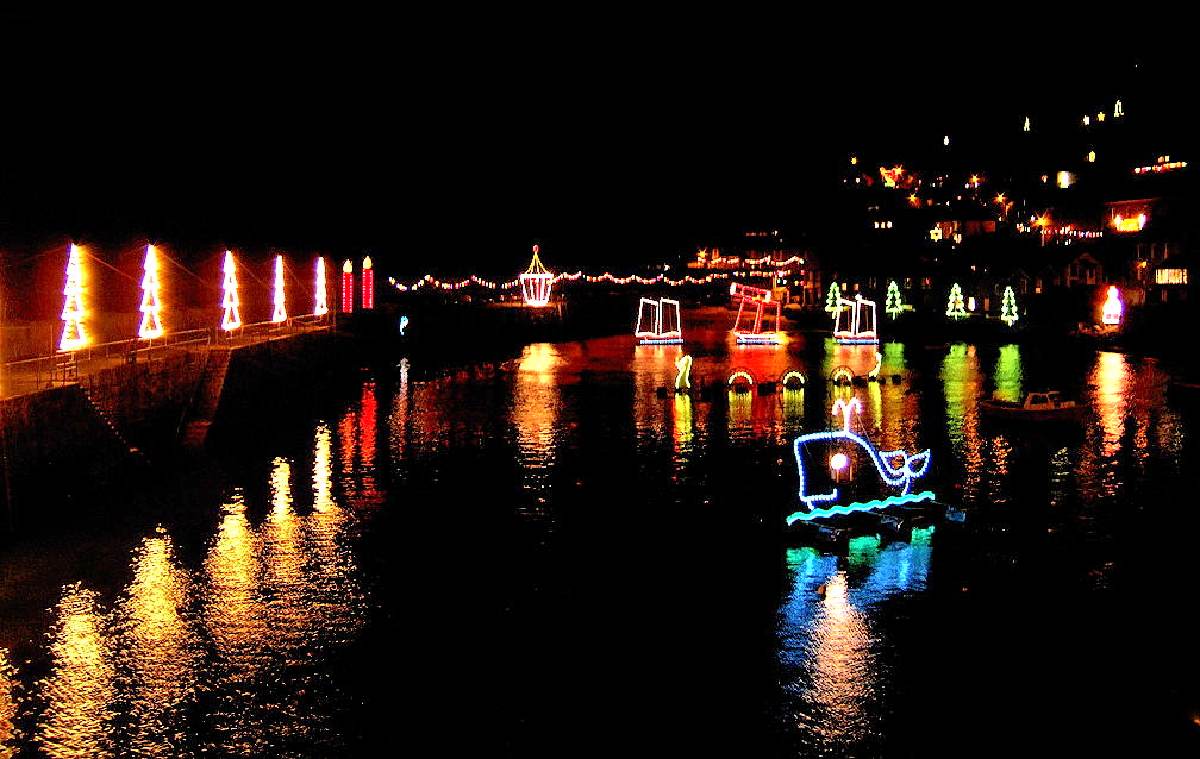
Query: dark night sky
xmin=1 ymin=15 xmax=1193 ymax=276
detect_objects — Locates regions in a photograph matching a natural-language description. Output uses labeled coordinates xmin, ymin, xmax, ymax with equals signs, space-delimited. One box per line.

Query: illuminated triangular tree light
xmin=520 ymin=245 xmax=552 ymax=306
xmin=59 ymin=243 xmax=88 ymax=351
xmin=824 ymin=281 xmax=842 ymax=313
xmin=138 ymin=245 xmax=165 ymax=339
xmin=272 ymin=255 xmax=287 ymax=322
xmin=1000 ymin=286 xmax=1019 ymax=327
xmin=314 ymin=257 xmax=328 ymax=316
xmin=946 ymin=283 xmax=967 ymax=320
xmin=884 ymin=280 xmax=903 ymax=318
xmin=221 ymin=250 xmax=242 ymax=331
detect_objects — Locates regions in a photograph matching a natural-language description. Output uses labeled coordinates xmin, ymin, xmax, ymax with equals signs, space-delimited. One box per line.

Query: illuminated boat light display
xmin=635 ymin=297 xmax=683 ymax=344
xmin=1102 ymin=285 xmax=1123 ymax=326
xmin=138 ymin=245 xmax=165 ymax=339
xmin=729 ymin=282 xmax=782 ymax=344
xmin=221 ymin=250 xmax=242 ymax=331
xmin=833 ymin=293 xmax=878 ymax=345
xmin=59 ymin=243 xmax=89 ymax=351
xmin=785 ymin=398 xmax=934 ymax=524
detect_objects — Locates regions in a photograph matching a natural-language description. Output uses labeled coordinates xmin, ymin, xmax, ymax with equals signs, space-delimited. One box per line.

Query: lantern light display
xmin=520 ymin=245 xmax=553 ymax=307
xmin=314 ymin=257 xmax=328 ymax=316
xmin=1102 ymin=286 xmax=1123 ymax=326
xmin=272 ymin=255 xmax=287 ymax=323
xmin=138 ymin=245 xmax=165 ymax=339
xmin=785 ymin=398 xmax=934 ymax=524
xmin=221 ymin=250 xmax=242 ymax=331
xmin=362 ymin=256 xmax=375 ymax=310
xmin=59 ymin=243 xmax=88 ymax=351
xmin=341 ymin=259 xmax=354 ymax=314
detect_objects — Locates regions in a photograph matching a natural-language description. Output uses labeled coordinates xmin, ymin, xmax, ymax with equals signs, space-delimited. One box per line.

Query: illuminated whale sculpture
xmin=785 ymin=398 xmax=933 ymax=524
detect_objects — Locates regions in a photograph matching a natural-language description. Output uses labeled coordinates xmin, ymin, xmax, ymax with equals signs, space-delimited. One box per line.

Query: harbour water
xmin=2 ymin=307 xmax=1198 ymax=756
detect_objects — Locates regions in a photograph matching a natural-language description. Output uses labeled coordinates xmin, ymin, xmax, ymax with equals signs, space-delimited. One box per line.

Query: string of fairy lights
xmin=47 ymin=241 xmax=805 ymax=352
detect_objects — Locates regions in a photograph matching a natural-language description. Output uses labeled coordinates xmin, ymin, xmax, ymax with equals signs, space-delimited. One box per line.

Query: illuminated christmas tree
xmin=272 ymin=255 xmax=287 ymax=322
xmin=314 ymin=257 xmax=328 ymax=316
xmin=946 ymin=283 xmax=966 ymax=319
xmin=59 ymin=243 xmax=88 ymax=351
xmin=1000 ymin=286 xmax=1019 ymax=326
xmin=824 ymin=282 xmax=842 ymax=313
xmin=885 ymin=280 xmax=903 ymax=318
xmin=221 ymin=250 xmax=242 ymax=331
xmin=138 ymin=245 xmax=165 ymax=339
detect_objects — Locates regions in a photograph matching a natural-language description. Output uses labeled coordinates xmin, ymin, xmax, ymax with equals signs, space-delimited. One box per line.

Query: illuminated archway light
xmin=781 ymin=370 xmax=806 ymax=387
xmin=520 ymin=245 xmax=553 ymax=307
xmin=787 ymin=398 xmax=933 ymax=523
xmin=314 ymin=257 xmax=328 ymax=316
xmin=138 ymin=245 xmax=165 ymax=339
xmin=727 ymin=369 xmax=755 ymax=386
xmin=59 ymin=243 xmax=89 ymax=351
xmin=272 ymin=255 xmax=287 ymax=322
xmin=221 ymin=250 xmax=242 ymax=331
xmin=675 ymin=354 xmax=692 ymax=391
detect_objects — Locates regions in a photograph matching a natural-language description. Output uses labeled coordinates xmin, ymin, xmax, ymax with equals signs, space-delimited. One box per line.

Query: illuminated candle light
xmin=221 ymin=250 xmax=242 ymax=331
xmin=272 ymin=255 xmax=287 ymax=323
xmin=314 ymin=257 xmax=328 ymax=316
xmin=361 ymin=256 xmax=375 ymax=310
xmin=59 ymin=243 xmax=89 ymax=351
xmin=138 ymin=244 xmax=165 ymax=339
xmin=341 ymin=259 xmax=354 ymax=314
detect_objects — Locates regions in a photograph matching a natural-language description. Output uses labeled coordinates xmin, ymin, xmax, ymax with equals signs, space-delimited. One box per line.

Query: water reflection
xmin=0 ymin=650 xmax=13 ymax=756
xmin=113 ymin=530 xmax=201 ymax=756
xmin=778 ymin=538 xmax=934 ymax=750
xmin=512 ymin=343 xmax=563 ymax=517
xmin=38 ymin=585 xmax=116 ymax=757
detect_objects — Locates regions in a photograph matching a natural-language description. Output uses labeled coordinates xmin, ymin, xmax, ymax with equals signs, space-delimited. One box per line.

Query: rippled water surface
xmin=3 ymin=307 xmax=1199 ymax=756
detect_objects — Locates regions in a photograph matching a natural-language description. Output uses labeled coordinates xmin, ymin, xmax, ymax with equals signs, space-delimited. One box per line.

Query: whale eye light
xmin=830 ymin=452 xmax=849 ymax=471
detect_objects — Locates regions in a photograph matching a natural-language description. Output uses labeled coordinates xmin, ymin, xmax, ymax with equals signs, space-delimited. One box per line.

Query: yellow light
xmin=1056 ymin=171 xmax=1073 ymax=189
xmin=1023 ymin=116 xmax=1031 ymax=132
xmin=221 ymin=251 xmax=242 ymax=331
xmin=138 ymin=245 xmax=165 ymax=339
xmin=1087 ymin=150 xmax=1096 ymax=163
xmin=59 ymin=244 xmax=89 ymax=351
xmin=850 ymin=155 xmax=858 ymax=165
xmin=314 ymin=257 xmax=329 ymax=316
xmin=1097 ymin=112 xmax=1105 ymax=122
xmin=272 ymin=255 xmax=287 ymax=322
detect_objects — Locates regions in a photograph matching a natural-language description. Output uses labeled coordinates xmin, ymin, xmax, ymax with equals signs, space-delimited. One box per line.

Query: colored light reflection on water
xmin=1 ymin=307 xmax=1199 ymax=754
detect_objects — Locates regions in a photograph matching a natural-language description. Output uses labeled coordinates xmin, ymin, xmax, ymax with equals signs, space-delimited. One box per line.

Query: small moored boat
xmin=980 ymin=390 xmax=1085 ymax=421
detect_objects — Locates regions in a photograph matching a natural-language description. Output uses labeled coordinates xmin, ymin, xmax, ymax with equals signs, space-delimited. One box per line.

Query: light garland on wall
xmin=138 ymin=245 xmax=165 ymax=339
xmin=59 ymin=243 xmax=88 ymax=351
xmin=272 ymin=255 xmax=287 ymax=323
xmin=221 ymin=250 xmax=242 ymax=331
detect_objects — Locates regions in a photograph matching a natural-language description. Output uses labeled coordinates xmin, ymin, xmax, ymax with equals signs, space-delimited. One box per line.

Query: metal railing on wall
xmin=1 ymin=313 xmax=334 ymax=399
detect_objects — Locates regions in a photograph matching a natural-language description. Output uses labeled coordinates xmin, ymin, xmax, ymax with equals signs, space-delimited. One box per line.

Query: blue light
xmin=793 ymin=429 xmax=931 ymax=506
xmin=399 ymin=315 xmax=409 ymax=335
xmin=785 ymin=490 xmax=936 ymax=523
